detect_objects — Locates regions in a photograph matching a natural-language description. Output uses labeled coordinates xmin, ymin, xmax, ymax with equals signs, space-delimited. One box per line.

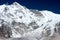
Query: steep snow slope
xmin=0 ymin=2 xmax=60 ymax=40
xmin=0 ymin=2 xmax=43 ymax=38
xmin=22 ymin=10 xmax=60 ymax=40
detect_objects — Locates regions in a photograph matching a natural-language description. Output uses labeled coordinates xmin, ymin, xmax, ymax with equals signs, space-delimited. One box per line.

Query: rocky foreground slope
xmin=0 ymin=2 xmax=60 ymax=40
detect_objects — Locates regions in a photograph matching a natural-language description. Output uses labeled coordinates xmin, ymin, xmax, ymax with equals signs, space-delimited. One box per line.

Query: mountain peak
xmin=13 ymin=2 xmax=21 ymax=6
xmin=0 ymin=2 xmax=60 ymax=40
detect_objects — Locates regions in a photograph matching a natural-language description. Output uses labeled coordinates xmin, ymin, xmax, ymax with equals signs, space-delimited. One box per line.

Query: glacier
xmin=0 ymin=2 xmax=60 ymax=40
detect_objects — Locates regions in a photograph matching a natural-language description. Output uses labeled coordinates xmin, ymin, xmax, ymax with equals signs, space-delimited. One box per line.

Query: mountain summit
xmin=0 ymin=2 xmax=60 ymax=40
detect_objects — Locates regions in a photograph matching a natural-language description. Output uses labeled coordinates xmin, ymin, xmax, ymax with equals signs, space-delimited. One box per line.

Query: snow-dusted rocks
xmin=0 ymin=2 xmax=60 ymax=40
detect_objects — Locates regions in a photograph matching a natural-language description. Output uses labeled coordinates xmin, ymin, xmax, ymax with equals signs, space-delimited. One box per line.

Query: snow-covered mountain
xmin=0 ymin=2 xmax=60 ymax=40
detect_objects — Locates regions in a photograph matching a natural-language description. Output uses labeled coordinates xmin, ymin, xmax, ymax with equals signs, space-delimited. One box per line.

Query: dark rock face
xmin=30 ymin=9 xmax=44 ymax=18
xmin=28 ymin=21 xmax=39 ymax=29
xmin=0 ymin=23 xmax=12 ymax=38
xmin=56 ymin=22 xmax=60 ymax=26
xmin=55 ymin=22 xmax=60 ymax=34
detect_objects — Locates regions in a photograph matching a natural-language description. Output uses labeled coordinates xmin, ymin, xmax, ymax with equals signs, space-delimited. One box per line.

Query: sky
xmin=0 ymin=0 xmax=60 ymax=14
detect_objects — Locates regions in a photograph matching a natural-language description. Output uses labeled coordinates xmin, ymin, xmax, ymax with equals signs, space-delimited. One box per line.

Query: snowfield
xmin=0 ymin=2 xmax=60 ymax=40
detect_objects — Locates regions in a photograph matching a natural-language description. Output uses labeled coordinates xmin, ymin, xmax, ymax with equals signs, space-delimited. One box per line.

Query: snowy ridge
xmin=22 ymin=10 xmax=60 ymax=40
xmin=0 ymin=2 xmax=42 ymax=38
xmin=0 ymin=2 xmax=60 ymax=40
